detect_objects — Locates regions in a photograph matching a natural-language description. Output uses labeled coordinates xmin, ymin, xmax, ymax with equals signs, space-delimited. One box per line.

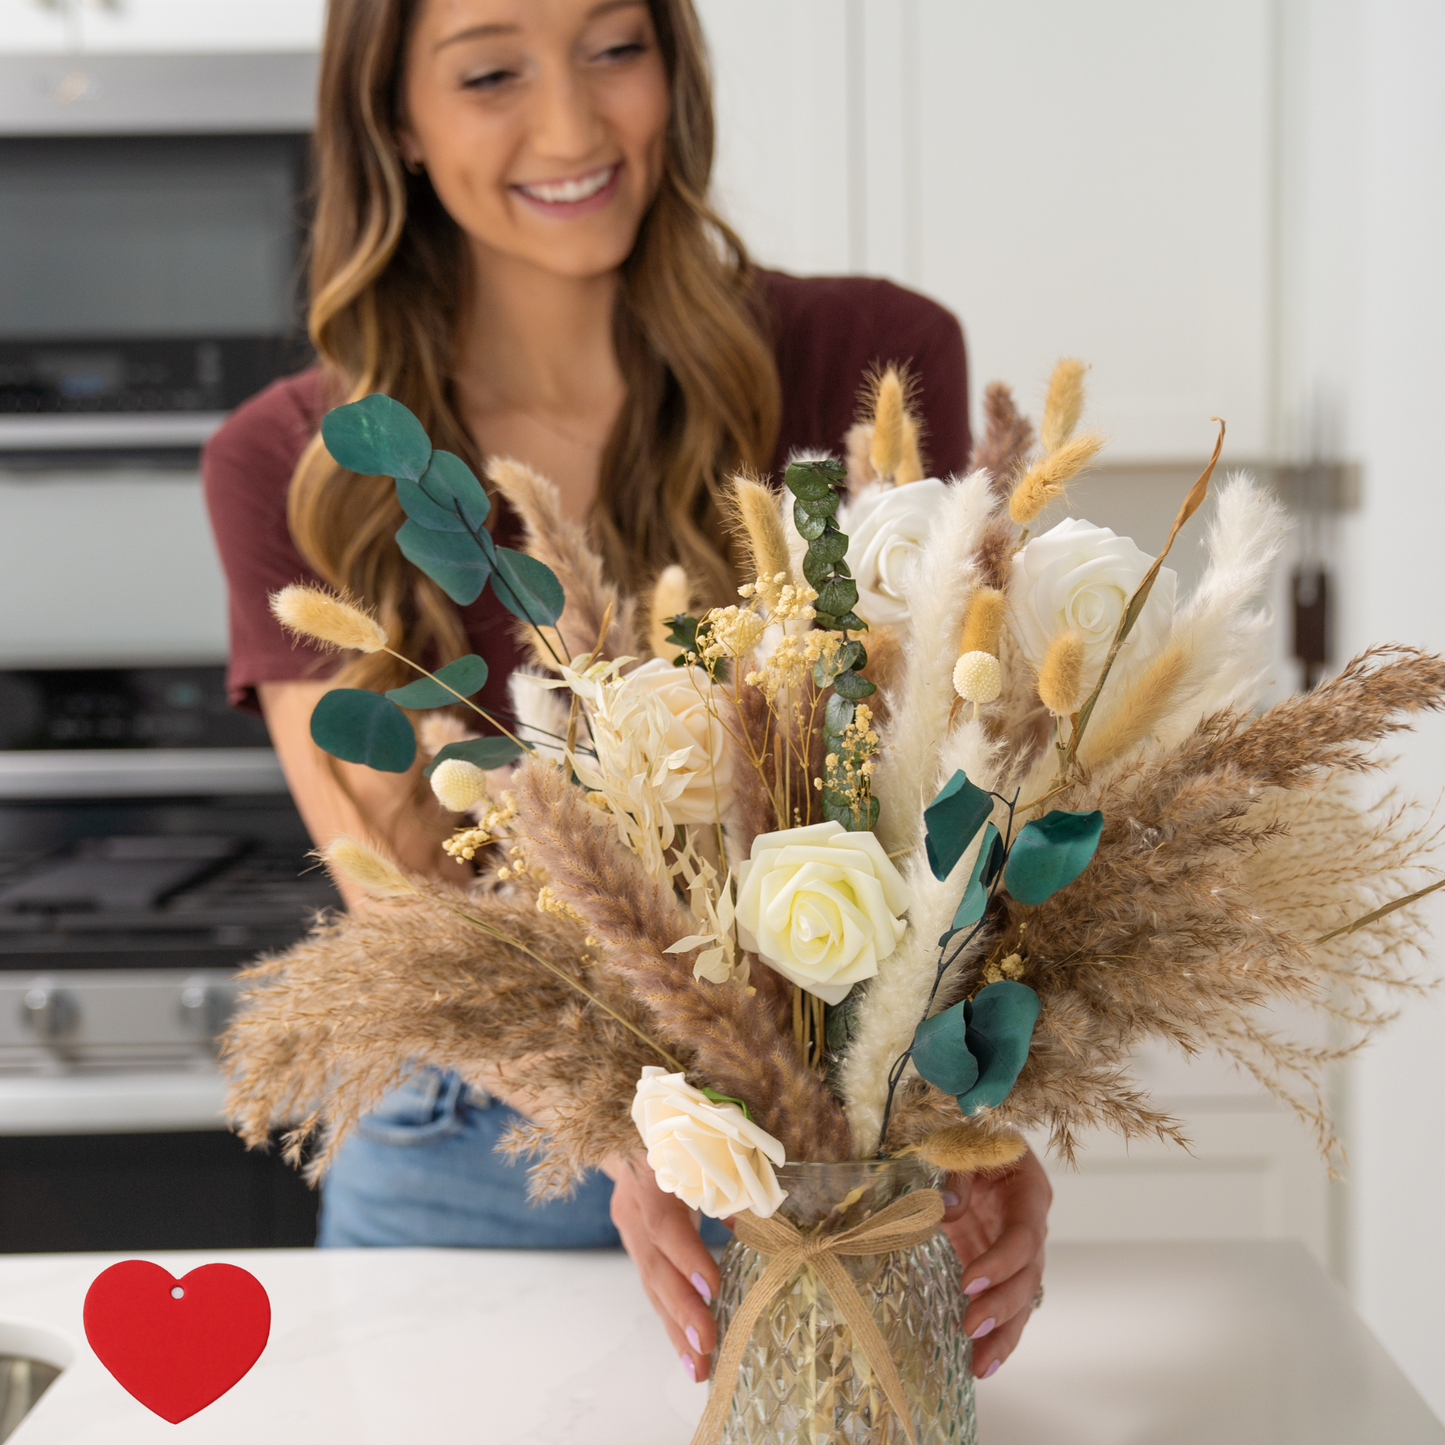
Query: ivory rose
xmin=734 ymin=821 xmax=911 ymax=1005
xmin=1009 ymin=517 xmax=1176 ymax=685
xmin=612 ymin=657 xmax=733 ymax=827
xmin=839 ymin=478 xmax=949 ymax=625
xmin=631 ymin=1067 xmax=787 ymax=1218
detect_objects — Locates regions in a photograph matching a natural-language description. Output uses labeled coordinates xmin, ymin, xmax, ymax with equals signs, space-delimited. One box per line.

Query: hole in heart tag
xmin=83 ymin=1261 xmax=270 ymax=1424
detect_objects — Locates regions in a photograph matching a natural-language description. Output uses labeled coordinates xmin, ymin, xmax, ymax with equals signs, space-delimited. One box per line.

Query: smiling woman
xmin=199 ymin=0 xmax=1048 ymax=1395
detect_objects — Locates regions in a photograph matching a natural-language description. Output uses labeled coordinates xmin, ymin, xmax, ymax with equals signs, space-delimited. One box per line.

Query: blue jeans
xmin=317 ymin=1067 xmax=621 ymax=1248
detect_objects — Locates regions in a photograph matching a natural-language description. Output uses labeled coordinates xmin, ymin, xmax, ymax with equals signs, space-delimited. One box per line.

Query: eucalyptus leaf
xmin=956 ymin=981 xmax=1041 ymax=1114
xmin=1004 ymin=808 xmax=1104 ymax=905
xmin=952 ymin=823 xmax=1004 ymax=929
xmin=806 ymin=531 xmax=850 ymax=569
xmin=824 ymin=693 xmax=856 ymax=737
xmin=829 ymin=610 xmax=868 ymax=632
xmin=310 ymin=688 xmax=416 ymax=773
xmin=397 ymin=450 xmax=491 ymax=533
xmin=492 ymin=547 xmax=565 ymax=627
xmin=794 ymin=505 xmax=829 ymax=541
xmin=911 ymin=1003 xmax=981 ymax=1096
xmin=321 ymin=394 xmax=432 ymax=482
xmin=795 ymin=487 xmax=840 ymax=518
xmin=385 ymin=654 xmax=489 ymax=710
xmin=815 ymin=576 xmax=859 ymax=618
xmin=923 ymin=770 xmax=994 ymax=881
xmin=831 ymin=669 xmax=876 ymax=700
xmin=910 ymin=980 xmax=1040 ymax=1113
xmin=784 ymin=459 xmax=844 ymax=500
xmin=397 ymin=519 xmax=491 ymax=605
xmin=423 ymin=735 xmax=527 ymax=778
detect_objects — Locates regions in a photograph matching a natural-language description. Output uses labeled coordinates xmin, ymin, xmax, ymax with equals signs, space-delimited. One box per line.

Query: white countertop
xmin=2 ymin=1241 xmax=1440 ymax=1444
xmin=0 ymin=1069 xmax=227 ymax=1135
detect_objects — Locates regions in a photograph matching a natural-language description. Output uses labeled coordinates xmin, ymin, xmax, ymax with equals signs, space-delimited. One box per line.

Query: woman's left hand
xmin=939 ymin=1147 xmax=1052 ymax=1380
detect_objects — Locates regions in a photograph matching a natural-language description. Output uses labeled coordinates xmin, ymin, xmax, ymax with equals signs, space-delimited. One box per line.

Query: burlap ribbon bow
xmin=690 ymin=1188 xmax=946 ymax=1445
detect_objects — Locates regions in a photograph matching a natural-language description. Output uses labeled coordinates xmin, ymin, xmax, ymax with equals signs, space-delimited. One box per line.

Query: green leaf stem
xmin=386 ymin=654 xmax=490 ymax=710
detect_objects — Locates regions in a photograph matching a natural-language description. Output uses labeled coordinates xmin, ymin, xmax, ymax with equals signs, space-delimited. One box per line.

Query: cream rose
xmin=734 ymin=821 xmax=911 ymax=1005
xmin=623 ymin=658 xmax=733 ymax=826
xmin=839 ymin=478 xmax=949 ymax=625
xmin=1009 ymin=517 xmax=1176 ymax=685
xmin=631 ymin=1067 xmax=787 ymax=1218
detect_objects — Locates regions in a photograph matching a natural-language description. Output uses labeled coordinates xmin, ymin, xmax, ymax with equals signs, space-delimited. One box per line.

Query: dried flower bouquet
xmin=225 ymin=361 xmax=1443 ymax=1218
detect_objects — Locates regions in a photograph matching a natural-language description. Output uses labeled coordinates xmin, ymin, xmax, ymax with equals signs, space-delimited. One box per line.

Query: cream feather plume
xmin=840 ymin=717 xmax=1005 ymax=1154
xmin=871 ymin=470 xmax=999 ymax=855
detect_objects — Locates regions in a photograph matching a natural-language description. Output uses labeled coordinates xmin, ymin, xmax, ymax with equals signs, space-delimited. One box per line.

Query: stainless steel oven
xmin=0 ymin=52 xmax=317 ymax=471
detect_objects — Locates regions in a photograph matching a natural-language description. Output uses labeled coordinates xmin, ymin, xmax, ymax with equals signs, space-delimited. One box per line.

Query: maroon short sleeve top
xmin=201 ymin=268 xmax=969 ymax=716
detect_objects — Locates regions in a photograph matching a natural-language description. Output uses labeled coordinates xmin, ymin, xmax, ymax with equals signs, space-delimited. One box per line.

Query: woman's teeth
xmin=517 ymin=165 xmax=617 ymax=204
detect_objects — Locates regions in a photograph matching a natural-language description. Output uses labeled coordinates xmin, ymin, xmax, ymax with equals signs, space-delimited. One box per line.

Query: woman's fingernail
xmin=686 ymin=1325 xmax=701 ymax=1353
xmin=941 ymin=1189 xmax=961 ymax=1208
xmin=962 ymin=1277 xmax=990 ymax=1297
xmin=983 ymin=1359 xmax=1000 ymax=1379
xmin=683 ymin=1354 xmax=696 ymax=1382
xmin=690 ymin=1272 xmax=712 ymax=1304
xmin=970 ymin=1316 xmax=997 ymax=1340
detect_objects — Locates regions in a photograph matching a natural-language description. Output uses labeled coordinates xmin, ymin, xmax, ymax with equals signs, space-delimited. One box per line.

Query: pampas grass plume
xmin=1040 ymin=358 xmax=1088 ymax=454
xmin=959 ymin=586 xmax=1006 ymax=657
xmin=731 ymin=477 xmax=795 ymax=590
xmin=270 ymin=584 xmax=388 ymax=654
xmin=1038 ymin=630 xmax=1085 ymax=715
xmin=870 ymin=367 xmax=906 ymax=479
xmin=647 ymin=565 xmax=691 ymax=660
xmin=321 ymin=837 xmax=420 ymax=899
xmin=1008 ymin=431 xmax=1106 ymax=526
xmin=430 ymin=758 xmax=491 ymax=813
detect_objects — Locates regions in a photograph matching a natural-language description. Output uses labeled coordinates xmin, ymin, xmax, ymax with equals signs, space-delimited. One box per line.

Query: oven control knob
xmin=20 ymin=986 xmax=77 ymax=1041
xmin=180 ymin=982 xmax=236 ymax=1041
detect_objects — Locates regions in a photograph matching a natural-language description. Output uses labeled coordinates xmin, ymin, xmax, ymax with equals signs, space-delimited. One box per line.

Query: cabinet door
xmin=74 ymin=0 xmax=325 ymax=52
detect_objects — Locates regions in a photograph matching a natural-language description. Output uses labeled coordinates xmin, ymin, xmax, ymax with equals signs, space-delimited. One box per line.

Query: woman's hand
xmin=603 ymin=1152 xmax=719 ymax=1384
xmin=940 ymin=1148 xmax=1051 ymax=1379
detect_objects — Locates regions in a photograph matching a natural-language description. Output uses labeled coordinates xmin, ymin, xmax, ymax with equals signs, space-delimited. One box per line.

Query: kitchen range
xmin=0 ymin=664 xmax=336 ymax=1252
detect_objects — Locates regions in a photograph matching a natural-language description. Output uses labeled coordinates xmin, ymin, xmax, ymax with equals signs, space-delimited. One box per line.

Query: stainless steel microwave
xmin=0 ymin=52 xmax=318 ymax=469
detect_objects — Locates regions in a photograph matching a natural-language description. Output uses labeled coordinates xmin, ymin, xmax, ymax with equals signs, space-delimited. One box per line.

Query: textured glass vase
xmin=710 ymin=1158 xmax=976 ymax=1445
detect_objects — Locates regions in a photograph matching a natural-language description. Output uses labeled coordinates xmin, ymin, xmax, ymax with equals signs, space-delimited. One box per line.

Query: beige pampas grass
xmin=1007 ymin=431 xmax=1106 ymax=527
xmin=1039 ymin=358 xmax=1088 ymax=455
xmin=223 ymin=876 xmax=671 ymax=1195
xmin=487 ymin=457 xmax=636 ymax=666
xmin=646 ymin=564 xmax=691 ymax=661
xmin=959 ymin=587 xmax=1006 ymax=657
xmin=729 ymin=476 xmax=795 ymax=597
xmin=321 ymin=836 xmax=420 ymax=899
xmin=1038 ymin=630 xmax=1086 ymax=715
xmin=270 ymin=584 xmax=388 ymax=654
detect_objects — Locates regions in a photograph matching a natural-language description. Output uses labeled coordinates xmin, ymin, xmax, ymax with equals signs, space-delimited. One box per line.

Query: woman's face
xmin=399 ymin=0 xmax=671 ymax=281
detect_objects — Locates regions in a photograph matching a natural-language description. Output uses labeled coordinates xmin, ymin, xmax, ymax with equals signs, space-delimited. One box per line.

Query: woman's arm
xmin=258 ymin=679 xmax=449 ymax=910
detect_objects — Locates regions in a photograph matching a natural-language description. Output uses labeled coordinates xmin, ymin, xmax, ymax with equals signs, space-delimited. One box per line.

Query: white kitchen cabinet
xmin=0 ymin=0 xmax=325 ymax=53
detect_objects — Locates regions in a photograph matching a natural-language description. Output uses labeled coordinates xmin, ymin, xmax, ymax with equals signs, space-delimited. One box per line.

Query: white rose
xmin=1009 ymin=517 xmax=1176 ymax=685
xmin=631 ymin=1067 xmax=787 ymax=1219
xmin=622 ymin=658 xmax=733 ymax=826
xmin=734 ymin=821 xmax=911 ymax=1006
xmin=839 ymin=478 xmax=949 ymax=625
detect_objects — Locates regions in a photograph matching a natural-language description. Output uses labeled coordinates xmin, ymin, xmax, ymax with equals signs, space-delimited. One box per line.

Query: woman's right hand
xmin=603 ymin=1152 xmax=719 ymax=1384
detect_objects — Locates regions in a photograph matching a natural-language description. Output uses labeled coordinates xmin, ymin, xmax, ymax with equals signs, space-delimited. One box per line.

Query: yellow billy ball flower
xmin=952 ymin=650 xmax=1003 ymax=706
xmin=430 ymin=757 xmax=491 ymax=813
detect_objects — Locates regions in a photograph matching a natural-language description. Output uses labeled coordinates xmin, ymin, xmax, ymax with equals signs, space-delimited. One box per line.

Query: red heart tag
xmin=83 ymin=1261 xmax=271 ymax=1423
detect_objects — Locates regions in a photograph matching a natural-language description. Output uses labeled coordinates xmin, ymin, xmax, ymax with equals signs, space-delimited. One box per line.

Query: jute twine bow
xmin=690 ymin=1188 xmax=945 ymax=1445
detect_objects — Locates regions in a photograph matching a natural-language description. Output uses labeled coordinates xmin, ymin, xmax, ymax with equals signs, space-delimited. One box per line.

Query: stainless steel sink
xmin=0 ymin=1355 xmax=61 ymax=1443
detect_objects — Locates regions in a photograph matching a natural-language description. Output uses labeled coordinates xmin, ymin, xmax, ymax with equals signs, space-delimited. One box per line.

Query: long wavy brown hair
xmin=288 ymin=0 xmax=781 ymax=692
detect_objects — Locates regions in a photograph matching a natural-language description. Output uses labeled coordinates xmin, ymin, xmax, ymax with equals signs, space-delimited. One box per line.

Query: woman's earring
xmin=402 ymin=154 xmax=425 ymax=176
